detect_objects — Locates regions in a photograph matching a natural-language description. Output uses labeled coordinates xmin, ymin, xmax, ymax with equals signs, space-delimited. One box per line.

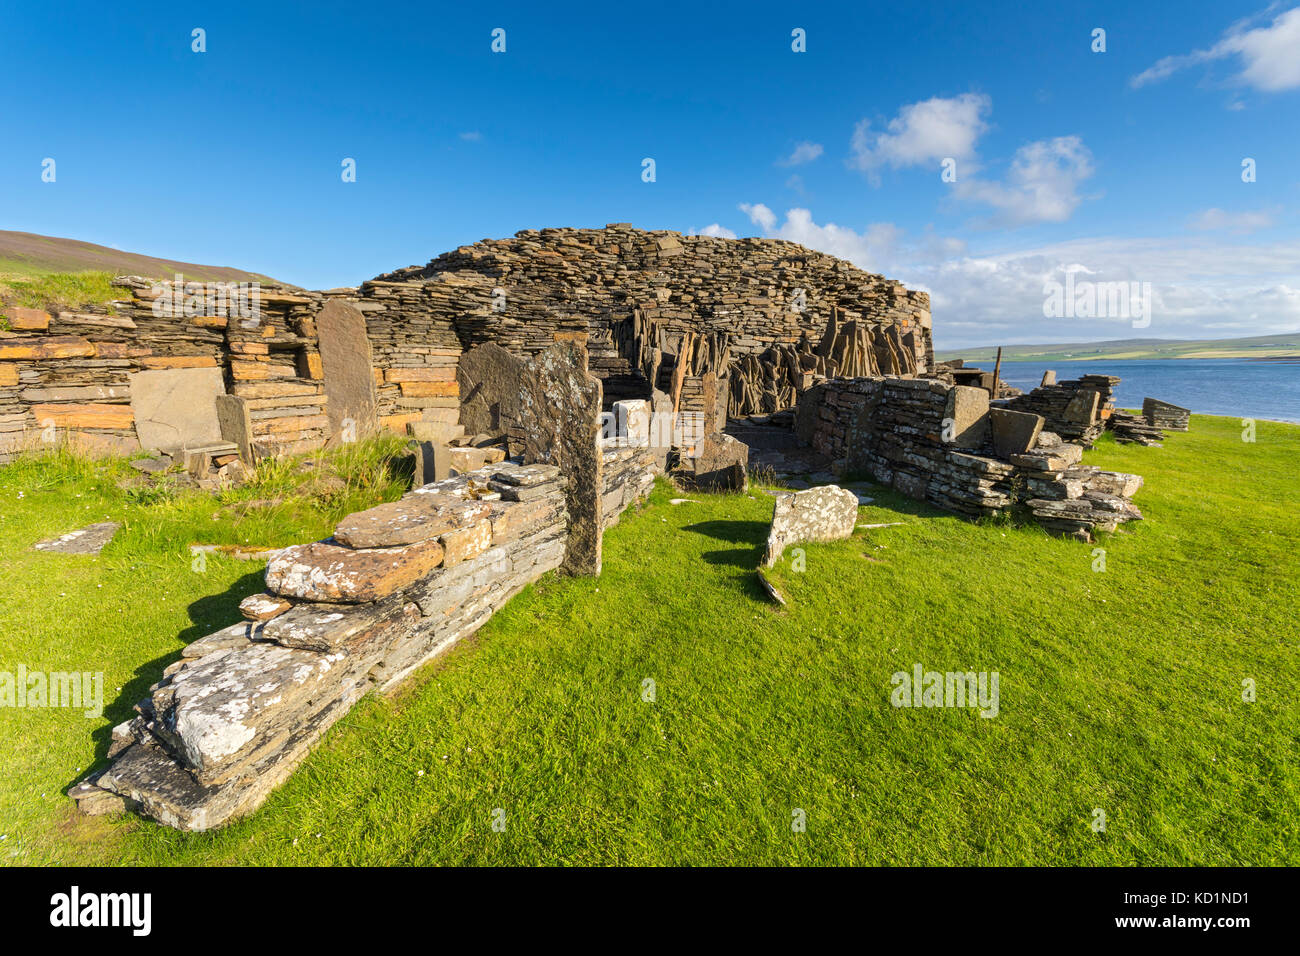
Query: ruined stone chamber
xmin=46 ymin=225 xmax=1155 ymax=830
xmin=795 ymin=376 xmax=1144 ymax=541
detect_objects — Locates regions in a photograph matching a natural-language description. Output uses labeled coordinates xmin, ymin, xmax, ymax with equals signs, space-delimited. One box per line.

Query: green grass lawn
xmin=2 ymin=415 xmax=1297 ymax=865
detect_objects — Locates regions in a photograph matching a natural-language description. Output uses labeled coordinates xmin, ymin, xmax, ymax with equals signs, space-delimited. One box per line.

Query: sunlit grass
xmin=1 ymin=416 xmax=1296 ymax=865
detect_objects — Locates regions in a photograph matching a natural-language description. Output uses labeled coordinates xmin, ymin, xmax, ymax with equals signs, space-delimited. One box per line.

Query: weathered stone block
xmin=762 ymin=485 xmax=859 ymax=567
xmin=989 ymin=408 xmax=1044 ymax=459
xmin=128 ymin=366 xmax=226 ymax=454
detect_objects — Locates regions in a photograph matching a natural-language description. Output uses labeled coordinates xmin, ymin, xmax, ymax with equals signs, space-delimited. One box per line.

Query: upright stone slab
xmin=989 ymin=408 xmax=1044 ymax=459
xmin=411 ymin=440 xmax=451 ymax=486
xmin=517 ymin=341 xmax=603 ymax=575
xmin=943 ymin=385 xmax=990 ymax=450
xmin=613 ymin=399 xmax=651 ymax=447
xmin=1063 ymin=389 xmax=1100 ymax=425
xmin=457 ymin=343 xmax=525 ymax=439
xmin=215 ymin=394 xmax=254 ymax=463
xmin=317 ymin=300 xmax=378 ymax=441
xmin=128 ymin=366 xmax=225 ymax=453
xmin=683 ymin=432 xmax=748 ymax=491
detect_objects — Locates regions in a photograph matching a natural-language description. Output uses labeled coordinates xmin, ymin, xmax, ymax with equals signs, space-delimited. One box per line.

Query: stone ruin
xmin=2 ymin=224 xmax=930 ymax=468
xmin=35 ymin=225 xmax=1189 ymax=829
xmin=72 ymin=341 xmax=661 ymax=828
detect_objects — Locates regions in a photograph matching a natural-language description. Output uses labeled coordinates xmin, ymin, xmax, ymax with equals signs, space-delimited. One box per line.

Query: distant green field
xmin=938 ymin=333 xmax=1300 ymax=363
xmin=2 ymin=417 xmax=1297 ymax=866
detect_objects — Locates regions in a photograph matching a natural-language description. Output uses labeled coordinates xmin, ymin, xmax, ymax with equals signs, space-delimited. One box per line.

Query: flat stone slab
xmin=762 ymin=485 xmax=859 ymax=567
xmin=238 ymin=592 xmax=293 ymax=622
xmin=265 ymin=536 xmax=446 ymax=603
xmin=255 ymin=599 xmax=406 ymax=652
xmin=989 ymin=408 xmax=1044 ymax=459
xmin=33 ymin=522 xmax=120 ymax=555
xmin=334 ymin=494 xmax=490 ymax=549
xmin=128 ymin=366 xmax=226 ymax=454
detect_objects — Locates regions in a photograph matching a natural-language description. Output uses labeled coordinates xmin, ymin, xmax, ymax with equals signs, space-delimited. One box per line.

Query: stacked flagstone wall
xmin=80 ymin=461 xmax=569 ymax=830
xmin=2 ymin=226 xmax=928 ymax=464
xmin=797 ymin=376 xmax=1144 ymax=541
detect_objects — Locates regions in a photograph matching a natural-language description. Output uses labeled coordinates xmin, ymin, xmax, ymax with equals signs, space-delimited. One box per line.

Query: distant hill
xmin=937 ymin=333 xmax=1300 ymax=363
xmin=0 ymin=230 xmax=283 ymax=284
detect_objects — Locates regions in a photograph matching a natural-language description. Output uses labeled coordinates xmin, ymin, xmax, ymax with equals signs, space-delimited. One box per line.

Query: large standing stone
xmin=457 ymin=343 xmax=525 ymax=438
xmin=317 ymin=300 xmax=378 ymax=442
xmin=517 ymin=341 xmax=603 ymax=575
xmin=989 ymin=408 xmax=1044 ymax=459
xmin=761 ymin=485 xmax=859 ymax=567
xmin=128 ymin=367 xmax=225 ymax=453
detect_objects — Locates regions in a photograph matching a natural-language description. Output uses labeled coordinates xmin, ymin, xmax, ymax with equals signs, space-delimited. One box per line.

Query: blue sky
xmin=4 ymin=0 xmax=1298 ymax=347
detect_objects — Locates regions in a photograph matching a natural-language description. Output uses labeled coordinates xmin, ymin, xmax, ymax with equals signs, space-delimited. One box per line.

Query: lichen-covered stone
xmin=333 ymin=494 xmax=489 ymax=549
xmin=265 ymin=536 xmax=446 ymax=602
xmin=762 ymin=485 xmax=859 ymax=567
xmin=517 ymin=341 xmax=603 ymax=575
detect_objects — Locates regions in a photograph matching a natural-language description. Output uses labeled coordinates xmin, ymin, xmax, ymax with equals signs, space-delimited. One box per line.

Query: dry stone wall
xmin=76 ymin=441 xmax=662 ymax=830
xmin=798 ymin=376 xmax=1144 ymax=541
xmin=999 ymin=375 xmax=1119 ymax=447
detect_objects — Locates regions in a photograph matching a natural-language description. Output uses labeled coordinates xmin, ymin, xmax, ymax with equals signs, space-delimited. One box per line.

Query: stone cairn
xmin=1109 ymin=412 xmax=1165 ymax=446
xmin=797 ymin=376 xmax=1143 ymax=541
xmin=370 ymin=225 xmax=931 ymax=427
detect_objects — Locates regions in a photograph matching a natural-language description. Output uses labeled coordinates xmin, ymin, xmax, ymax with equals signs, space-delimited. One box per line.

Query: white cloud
xmin=911 ymin=236 xmax=1300 ymax=346
xmin=696 ymin=223 xmax=738 ymax=239
xmin=1131 ymin=6 xmax=1300 ymax=92
xmin=778 ymin=141 xmax=824 ymax=166
xmin=1189 ymin=207 xmax=1277 ymax=233
xmin=737 ymin=204 xmax=901 ymax=273
xmin=720 ymin=203 xmax=1300 ymax=346
xmin=953 ymin=136 xmax=1095 ymax=226
xmin=459 ymin=131 xmax=482 ymax=142
xmin=849 ymin=93 xmax=990 ymax=177
xmin=739 ymin=202 xmax=778 ymax=232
